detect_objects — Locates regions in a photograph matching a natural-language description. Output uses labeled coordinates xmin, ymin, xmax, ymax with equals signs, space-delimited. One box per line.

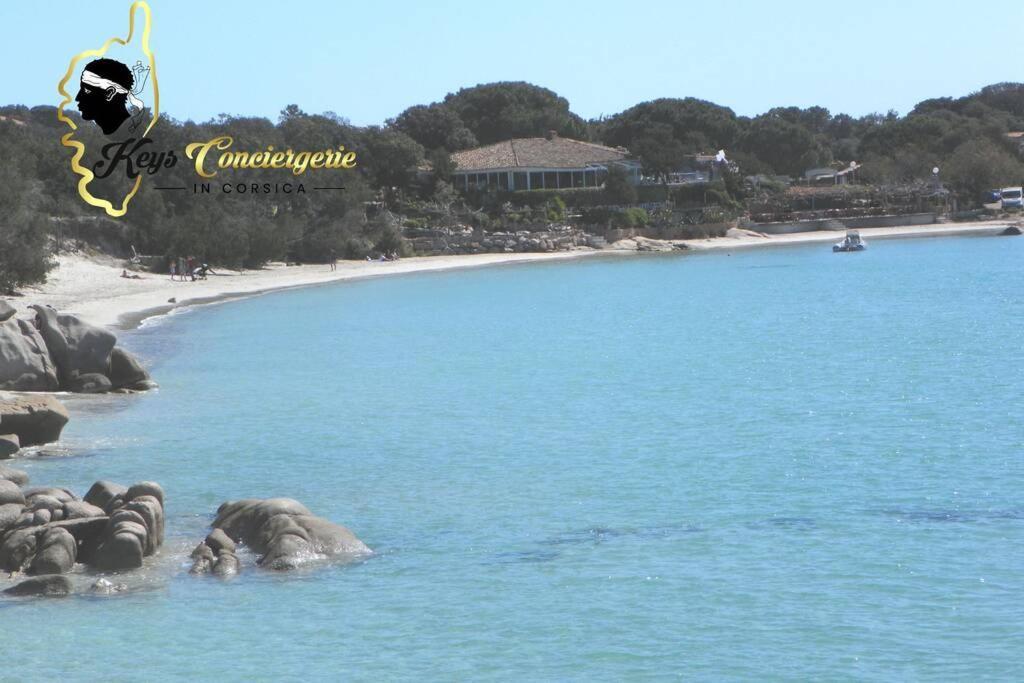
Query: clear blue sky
xmin=3 ymin=0 xmax=1020 ymax=125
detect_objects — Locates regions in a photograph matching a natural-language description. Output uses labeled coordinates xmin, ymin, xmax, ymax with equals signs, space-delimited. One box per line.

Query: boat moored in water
xmin=833 ymin=230 xmax=866 ymax=252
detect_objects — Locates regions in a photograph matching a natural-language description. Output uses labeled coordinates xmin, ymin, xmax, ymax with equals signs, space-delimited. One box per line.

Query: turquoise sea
xmin=3 ymin=235 xmax=1023 ymax=680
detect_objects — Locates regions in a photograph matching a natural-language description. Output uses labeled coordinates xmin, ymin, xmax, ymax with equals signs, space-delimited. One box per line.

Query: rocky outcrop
xmin=30 ymin=306 xmax=116 ymax=385
xmin=0 ymin=434 xmax=20 ymax=459
xmin=0 ymin=318 xmax=59 ymax=391
xmin=91 ymin=482 xmax=165 ymax=570
xmin=0 ymin=478 xmax=164 ymax=579
xmin=190 ymin=528 xmax=239 ymax=576
xmin=0 ymin=301 xmax=14 ymax=322
xmin=0 ymin=306 xmax=154 ymax=394
xmin=108 ymin=347 xmax=156 ymax=391
xmin=0 ymin=395 xmax=69 ymax=447
xmin=0 ymin=465 xmax=28 ymax=486
xmin=190 ymin=497 xmax=370 ymax=574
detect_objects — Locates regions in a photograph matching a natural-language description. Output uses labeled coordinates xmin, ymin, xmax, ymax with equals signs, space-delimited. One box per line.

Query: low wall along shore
xmin=750 ymin=212 xmax=937 ymax=235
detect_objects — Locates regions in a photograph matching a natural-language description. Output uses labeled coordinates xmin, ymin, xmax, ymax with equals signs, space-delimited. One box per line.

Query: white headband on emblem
xmin=81 ymin=70 xmax=145 ymax=110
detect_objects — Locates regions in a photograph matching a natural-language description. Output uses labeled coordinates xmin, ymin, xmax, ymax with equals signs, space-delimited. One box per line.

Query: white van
xmin=1001 ymin=186 xmax=1023 ymax=209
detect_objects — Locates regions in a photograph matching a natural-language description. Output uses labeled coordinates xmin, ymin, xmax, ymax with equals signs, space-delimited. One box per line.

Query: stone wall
xmin=406 ymin=226 xmax=599 ymax=255
xmin=750 ymin=213 xmax=937 ymax=235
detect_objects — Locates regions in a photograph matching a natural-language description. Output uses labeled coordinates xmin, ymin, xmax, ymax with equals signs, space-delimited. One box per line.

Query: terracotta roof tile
xmin=452 ymin=136 xmax=630 ymax=171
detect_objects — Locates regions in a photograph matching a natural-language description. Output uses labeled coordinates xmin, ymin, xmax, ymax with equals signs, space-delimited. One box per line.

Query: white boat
xmin=833 ymin=230 xmax=866 ymax=252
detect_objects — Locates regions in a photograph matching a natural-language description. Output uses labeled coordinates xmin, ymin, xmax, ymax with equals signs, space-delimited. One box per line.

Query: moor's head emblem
xmin=75 ymin=58 xmax=149 ymax=135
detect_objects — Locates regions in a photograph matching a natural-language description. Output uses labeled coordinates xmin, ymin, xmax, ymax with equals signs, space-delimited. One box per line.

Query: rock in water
xmin=90 ymin=577 xmax=128 ymax=594
xmin=83 ymin=481 xmax=128 ymax=512
xmin=0 ymin=464 xmax=28 ymax=486
xmin=205 ymin=528 xmax=235 ymax=554
xmin=202 ymin=497 xmax=371 ymax=572
xmin=0 ymin=434 xmax=20 ymax=459
xmin=189 ymin=542 xmax=215 ymax=574
xmin=0 ymin=319 xmax=60 ymax=391
xmin=88 ymin=480 xmax=165 ymax=571
xmin=3 ymin=574 xmax=72 ymax=597
xmin=0 ymin=300 xmax=14 ymax=322
xmin=92 ymin=529 xmax=144 ymax=571
xmin=65 ymin=372 xmax=112 ymax=394
xmin=0 ymin=527 xmax=38 ymax=572
xmin=30 ymin=306 xmax=117 ymax=387
xmin=0 ymin=395 xmax=70 ymax=446
xmin=29 ymin=527 xmax=77 ymax=574
xmin=108 ymin=348 xmax=155 ymax=390
xmin=212 ymin=549 xmax=239 ymax=576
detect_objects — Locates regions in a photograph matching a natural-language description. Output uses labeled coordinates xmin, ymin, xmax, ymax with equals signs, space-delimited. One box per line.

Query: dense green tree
xmin=360 ymin=127 xmax=425 ymax=190
xmin=604 ymin=166 xmax=637 ymax=204
xmin=389 ymin=104 xmax=477 ymax=151
xmin=599 ymin=98 xmax=740 ymax=155
xmin=943 ymin=138 xmax=1024 ymax=200
xmin=739 ymin=115 xmax=832 ymax=176
xmin=629 ymin=123 xmax=686 ymax=182
xmin=443 ymin=82 xmax=588 ymax=144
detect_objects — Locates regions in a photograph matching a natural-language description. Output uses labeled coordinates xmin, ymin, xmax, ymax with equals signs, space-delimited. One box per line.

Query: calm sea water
xmin=3 ymin=236 xmax=1023 ymax=680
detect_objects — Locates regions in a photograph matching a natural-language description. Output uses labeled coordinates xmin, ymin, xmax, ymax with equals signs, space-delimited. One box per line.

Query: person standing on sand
xmin=329 ymin=249 xmax=337 ymax=272
xmin=169 ymin=259 xmax=177 ymax=281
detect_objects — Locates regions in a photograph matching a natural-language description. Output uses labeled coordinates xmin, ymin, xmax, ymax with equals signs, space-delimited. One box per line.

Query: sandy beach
xmin=11 ymin=219 xmax=1017 ymax=330
xmin=13 ymin=250 xmax=605 ymax=329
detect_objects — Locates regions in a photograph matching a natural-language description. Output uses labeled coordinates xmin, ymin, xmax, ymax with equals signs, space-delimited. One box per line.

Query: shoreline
xmin=16 ymin=250 xmax=612 ymax=331
xmin=681 ymin=220 xmax=1017 ymax=252
xmin=13 ymin=219 xmax=1018 ymax=332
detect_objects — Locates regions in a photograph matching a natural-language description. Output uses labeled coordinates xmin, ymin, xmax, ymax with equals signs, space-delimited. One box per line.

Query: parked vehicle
xmin=1000 ymin=186 xmax=1023 ymax=209
xmin=982 ymin=189 xmax=1003 ymax=211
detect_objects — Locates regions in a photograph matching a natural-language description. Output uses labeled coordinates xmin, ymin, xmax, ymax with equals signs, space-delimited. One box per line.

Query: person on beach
xmin=193 ymin=263 xmax=215 ymax=280
xmin=121 ymin=269 xmax=141 ymax=280
xmin=169 ymin=259 xmax=177 ymax=281
xmin=329 ymin=249 xmax=337 ymax=272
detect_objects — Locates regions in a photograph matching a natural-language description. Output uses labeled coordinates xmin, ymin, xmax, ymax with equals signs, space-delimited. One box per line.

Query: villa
xmin=450 ymin=132 xmax=642 ymax=192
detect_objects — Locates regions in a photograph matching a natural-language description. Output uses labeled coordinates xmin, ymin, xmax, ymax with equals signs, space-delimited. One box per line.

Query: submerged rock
xmin=90 ymin=577 xmax=128 ymax=594
xmin=0 ymin=395 xmax=70 ymax=447
xmin=3 ymin=574 xmax=72 ymax=597
xmin=65 ymin=372 xmax=113 ymax=394
xmin=193 ymin=497 xmax=371 ymax=573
